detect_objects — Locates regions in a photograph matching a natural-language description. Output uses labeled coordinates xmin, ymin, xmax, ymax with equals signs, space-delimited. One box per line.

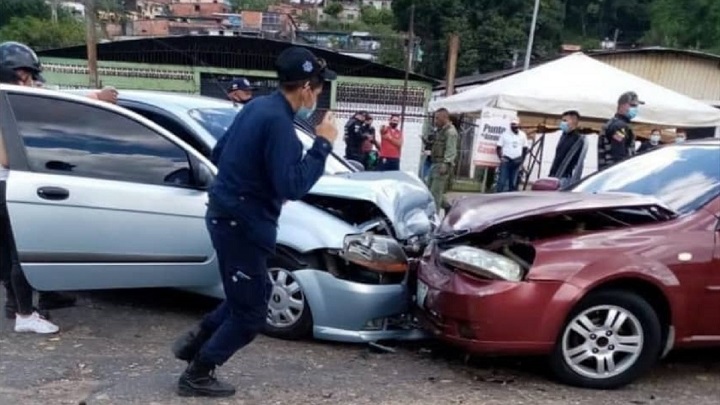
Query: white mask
xmin=650 ymin=134 xmax=660 ymax=144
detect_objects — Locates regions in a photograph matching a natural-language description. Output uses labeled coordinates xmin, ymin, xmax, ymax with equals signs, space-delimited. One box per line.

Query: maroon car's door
xmin=701 ymin=197 xmax=720 ymax=337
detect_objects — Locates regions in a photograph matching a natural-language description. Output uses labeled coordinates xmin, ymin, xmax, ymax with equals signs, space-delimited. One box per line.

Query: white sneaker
xmin=14 ymin=311 xmax=60 ymax=334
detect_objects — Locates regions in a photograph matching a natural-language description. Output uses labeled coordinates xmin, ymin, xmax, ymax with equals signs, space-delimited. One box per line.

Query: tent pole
xmin=523 ymin=0 xmax=541 ymax=71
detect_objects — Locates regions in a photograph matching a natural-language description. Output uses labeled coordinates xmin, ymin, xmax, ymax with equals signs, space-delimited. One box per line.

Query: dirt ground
xmin=1 ymin=288 xmax=719 ymax=405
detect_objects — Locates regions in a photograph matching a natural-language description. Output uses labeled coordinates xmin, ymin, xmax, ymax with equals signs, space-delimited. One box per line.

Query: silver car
xmin=1 ymin=85 xmax=435 ymax=343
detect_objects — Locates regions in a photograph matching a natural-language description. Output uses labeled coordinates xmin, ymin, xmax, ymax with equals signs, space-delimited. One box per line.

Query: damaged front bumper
xmin=291 ymin=268 xmax=429 ymax=343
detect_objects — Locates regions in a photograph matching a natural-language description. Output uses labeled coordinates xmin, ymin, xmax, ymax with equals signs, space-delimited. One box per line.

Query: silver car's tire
xmin=264 ymin=267 xmax=313 ymax=340
xmin=549 ymin=290 xmax=662 ymax=389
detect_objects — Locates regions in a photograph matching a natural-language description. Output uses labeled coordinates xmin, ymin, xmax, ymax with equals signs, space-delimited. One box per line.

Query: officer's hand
xmin=316 ymin=111 xmax=338 ymax=144
xmin=96 ymin=87 xmax=118 ymax=104
xmin=439 ymin=163 xmax=449 ymax=175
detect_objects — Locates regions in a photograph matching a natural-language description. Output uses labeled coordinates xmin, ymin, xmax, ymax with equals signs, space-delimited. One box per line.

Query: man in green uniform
xmin=428 ymin=108 xmax=458 ymax=212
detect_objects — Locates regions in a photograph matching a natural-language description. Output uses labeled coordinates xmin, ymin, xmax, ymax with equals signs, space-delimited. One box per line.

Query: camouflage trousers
xmin=428 ymin=163 xmax=451 ymax=212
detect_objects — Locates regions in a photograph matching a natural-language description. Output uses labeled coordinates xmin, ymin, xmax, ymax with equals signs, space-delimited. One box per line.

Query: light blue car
xmin=1 ymin=84 xmax=436 ymax=343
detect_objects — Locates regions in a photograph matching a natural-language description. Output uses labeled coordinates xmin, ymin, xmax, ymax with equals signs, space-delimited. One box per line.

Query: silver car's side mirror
xmin=346 ymin=159 xmax=365 ymax=172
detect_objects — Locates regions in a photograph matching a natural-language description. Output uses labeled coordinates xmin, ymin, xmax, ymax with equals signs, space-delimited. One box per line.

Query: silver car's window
xmin=188 ymin=107 xmax=351 ymax=175
xmin=8 ymin=94 xmax=193 ymax=187
xmin=571 ymin=144 xmax=720 ymax=214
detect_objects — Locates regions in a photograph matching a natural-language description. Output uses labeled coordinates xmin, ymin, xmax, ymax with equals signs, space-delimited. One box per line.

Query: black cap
xmin=618 ymin=91 xmax=645 ymax=106
xmin=227 ymin=77 xmax=255 ymax=93
xmin=275 ymin=46 xmax=337 ymax=83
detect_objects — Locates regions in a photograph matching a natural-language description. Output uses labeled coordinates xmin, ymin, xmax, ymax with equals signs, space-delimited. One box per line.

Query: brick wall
xmin=133 ymin=19 xmax=170 ymax=36
xmin=169 ymin=3 xmax=230 ymax=17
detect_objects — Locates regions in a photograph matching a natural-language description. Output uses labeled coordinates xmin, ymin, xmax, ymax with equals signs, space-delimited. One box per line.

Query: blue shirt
xmin=209 ymin=91 xmax=332 ymax=249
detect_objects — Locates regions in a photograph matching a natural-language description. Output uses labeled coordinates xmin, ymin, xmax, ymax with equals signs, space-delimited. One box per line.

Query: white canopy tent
xmin=430 ymin=52 xmax=720 ymax=128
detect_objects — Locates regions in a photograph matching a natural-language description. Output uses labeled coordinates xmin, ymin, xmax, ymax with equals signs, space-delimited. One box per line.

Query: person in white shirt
xmin=495 ymin=117 xmax=529 ymax=192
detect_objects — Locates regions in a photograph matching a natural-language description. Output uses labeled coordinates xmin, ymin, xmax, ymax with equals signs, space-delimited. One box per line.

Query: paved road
xmin=1 ymin=288 xmax=719 ymax=405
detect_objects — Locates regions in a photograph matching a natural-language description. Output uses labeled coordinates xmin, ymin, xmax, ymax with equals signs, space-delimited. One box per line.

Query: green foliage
xmin=0 ymin=15 xmax=85 ymax=50
xmin=360 ymin=6 xmax=393 ymax=26
xmin=0 ymin=0 xmax=51 ymax=26
xmin=646 ymin=0 xmax=720 ymax=52
xmin=229 ymin=0 xmax=280 ymax=12
xmin=323 ymin=2 xmax=344 ymax=19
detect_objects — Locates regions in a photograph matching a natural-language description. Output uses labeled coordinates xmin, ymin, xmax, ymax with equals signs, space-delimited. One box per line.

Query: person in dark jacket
xmin=171 ymin=46 xmax=338 ymax=398
xmin=637 ymin=128 xmax=662 ymax=154
xmin=549 ymin=110 xmax=586 ymax=187
xmin=226 ymin=77 xmax=255 ymax=106
xmin=344 ymin=111 xmax=368 ymax=163
xmin=0 ymin=41 xmax=76 ymax=330
xmin=598 ymin=91 xmax=644 ymax=170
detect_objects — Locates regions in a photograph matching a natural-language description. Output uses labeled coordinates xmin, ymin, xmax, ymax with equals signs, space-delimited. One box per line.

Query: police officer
xmin=344 ymin=110 xmax=368 ymax=164
xmin=598 ymin=91 xmax=644 ymax=171
xmin=427 ymin=108 xmax=458 ymax=213
xmin=171 ymin=46 xmax=338 ymax=398
xmin=226 ymin=77 xmax=255 ymax=106
xmin=0 ymin=41 xmax=77 ymax=323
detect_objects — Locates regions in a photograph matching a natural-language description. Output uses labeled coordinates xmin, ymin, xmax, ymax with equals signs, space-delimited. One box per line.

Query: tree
xmin=0 ymin=15 xmax=85 ymax=50
xmin=391 ymin=0 xmax=564 ymax=77
xmin=324 ymin=2 xmax=344 ymax=20
xmin=229 ymin=0 xmax=280 ymax=11
xmin=0 ymin=0 xmax=51 ymax=27
xmin=646 ymin=0 xmax=720 ymax=52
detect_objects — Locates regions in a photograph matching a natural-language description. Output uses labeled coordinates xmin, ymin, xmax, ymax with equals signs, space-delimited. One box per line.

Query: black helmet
xmin=0 ymin=41 xmax=43 ymax=81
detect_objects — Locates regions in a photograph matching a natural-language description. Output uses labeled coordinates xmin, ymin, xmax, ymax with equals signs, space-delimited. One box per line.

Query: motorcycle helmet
xmin=0 ymin=41 xmax=44 ymax=81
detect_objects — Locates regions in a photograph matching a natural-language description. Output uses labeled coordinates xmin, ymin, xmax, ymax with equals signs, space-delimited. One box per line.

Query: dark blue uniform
xmin=197 ymin=91 xmax=332 ymax=367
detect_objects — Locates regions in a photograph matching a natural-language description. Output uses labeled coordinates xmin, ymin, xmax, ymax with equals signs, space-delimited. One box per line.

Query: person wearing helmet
xmin=0 ymin=41 xmax=77 ymax=331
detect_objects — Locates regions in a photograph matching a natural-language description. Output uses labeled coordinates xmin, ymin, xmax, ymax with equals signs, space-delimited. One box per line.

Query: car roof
xmin=63 ymin=88 xmax=236 ymax=111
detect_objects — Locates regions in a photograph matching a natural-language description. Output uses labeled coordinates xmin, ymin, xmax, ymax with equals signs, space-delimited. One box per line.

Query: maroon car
xmin=415 ymin=139 xmax=720 ymax=389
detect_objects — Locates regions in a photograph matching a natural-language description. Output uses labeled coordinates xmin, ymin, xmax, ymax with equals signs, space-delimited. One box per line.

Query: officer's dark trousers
xmin=197 ymin=216 xmax=272 ymax=366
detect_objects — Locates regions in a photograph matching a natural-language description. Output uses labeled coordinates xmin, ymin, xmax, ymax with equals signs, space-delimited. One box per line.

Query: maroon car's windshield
xmin=571 ymin=143 xmax=720 ymax=215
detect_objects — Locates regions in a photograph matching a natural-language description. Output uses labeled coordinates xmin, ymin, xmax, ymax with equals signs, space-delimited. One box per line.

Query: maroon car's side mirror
xmin=531 ymin=177 xmax=561 ymax=191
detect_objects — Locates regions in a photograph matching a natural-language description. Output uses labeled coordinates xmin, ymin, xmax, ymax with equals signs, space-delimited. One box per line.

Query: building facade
xmin=37 ymin=36 xmax=436 ymax=175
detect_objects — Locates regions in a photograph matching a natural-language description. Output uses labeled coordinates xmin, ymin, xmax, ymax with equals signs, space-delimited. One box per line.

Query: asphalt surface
xmin=1 ymin=288 xmax=719 ymax=405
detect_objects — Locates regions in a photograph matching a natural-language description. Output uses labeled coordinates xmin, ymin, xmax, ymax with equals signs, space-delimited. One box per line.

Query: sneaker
xmin=14 ymin=311 xmax=60 ymax=334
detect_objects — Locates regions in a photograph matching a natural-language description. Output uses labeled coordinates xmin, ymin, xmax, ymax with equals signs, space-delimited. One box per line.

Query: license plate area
xmin=416 ymin=280 xmax=429 ymax=308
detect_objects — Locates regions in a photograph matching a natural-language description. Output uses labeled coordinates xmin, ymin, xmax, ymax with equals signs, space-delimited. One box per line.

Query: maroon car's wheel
xmin=549 ymin=290 xmax=662 ymax=389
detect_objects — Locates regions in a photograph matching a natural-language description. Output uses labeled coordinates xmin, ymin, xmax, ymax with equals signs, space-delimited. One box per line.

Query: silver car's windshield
xmin=188 ymin=107 xmax=351 ymax=175
xmin=570 ymin=144 xmax=720 ymax=214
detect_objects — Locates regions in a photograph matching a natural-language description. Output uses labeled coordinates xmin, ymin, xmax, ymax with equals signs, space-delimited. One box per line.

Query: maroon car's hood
xmin=440 ymin=191 xmax=669 ymax=233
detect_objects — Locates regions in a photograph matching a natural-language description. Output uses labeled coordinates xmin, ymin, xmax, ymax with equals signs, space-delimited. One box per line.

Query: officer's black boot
xmin=172 ymin=325 xmax=212 ymax=362
xmin=177 ymin=357 xmax=236 ymax=397
xmin=38 ymin=291 xmax=76 ymax=310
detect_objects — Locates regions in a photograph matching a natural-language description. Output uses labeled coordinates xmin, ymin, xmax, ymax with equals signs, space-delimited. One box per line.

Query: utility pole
xmin=399 ymin=3 xmax=415 ymax=132
xmin=444 ymin=33 xmax=459 ymax=97
xmin=85 ymin=0 xmax=99 ymax=88
xmin=51 ymin=0 xmax=59 ymax=23
xmin=523 ymin=0 xmax=541 ymax=71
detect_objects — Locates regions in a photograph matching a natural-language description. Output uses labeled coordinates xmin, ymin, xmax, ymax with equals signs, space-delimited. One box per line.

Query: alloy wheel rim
xmin=562 ymin=304 xmax=644 ymax=380
xmin=266 ymin=268 xmax=305 ymax=328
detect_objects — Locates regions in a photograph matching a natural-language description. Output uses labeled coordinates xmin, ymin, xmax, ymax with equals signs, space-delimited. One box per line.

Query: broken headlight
xmin=341 ymin=233 xmax=409 ymax=273
xmin=439 ymin=246 xmax=523 ymax=281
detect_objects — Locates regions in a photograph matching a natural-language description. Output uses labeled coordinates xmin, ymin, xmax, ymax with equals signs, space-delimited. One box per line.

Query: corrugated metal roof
xmin=37 ymin=35 xmax=437 ymax=83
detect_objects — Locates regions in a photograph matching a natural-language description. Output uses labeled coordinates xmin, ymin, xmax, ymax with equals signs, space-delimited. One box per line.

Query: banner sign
xmin=471 ymin=107 xmax=518 ymax=168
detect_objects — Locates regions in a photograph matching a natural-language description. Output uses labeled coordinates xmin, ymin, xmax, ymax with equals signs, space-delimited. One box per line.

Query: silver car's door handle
xmin=37 ymin=186 xmax=69 ymax=201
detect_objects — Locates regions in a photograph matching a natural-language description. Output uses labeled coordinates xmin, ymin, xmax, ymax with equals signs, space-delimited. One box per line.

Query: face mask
xmin=627 ymin=106 xmax=638 ymax=120
xmin=559 ymin=121 xmax=569 ymax=133
xmin=389 ymin=122 xmax=398 ymax=129
xmin=650 ymin=134 xmax=660 ymax=144
xmin=675 ymin=136 xmax=686 ymax=144
xmin=296 ymin=88 xmax=317 ymax=120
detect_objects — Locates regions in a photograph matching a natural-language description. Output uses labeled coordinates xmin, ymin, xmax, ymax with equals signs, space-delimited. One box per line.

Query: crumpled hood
xmin=309 ymin=171 xmax=436 ymax=239
xmin=441 ymin=191 xmax=670 ymax=233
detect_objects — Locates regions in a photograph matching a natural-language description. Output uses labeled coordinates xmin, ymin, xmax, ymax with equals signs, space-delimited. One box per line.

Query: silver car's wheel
xmin=562 ymin=305 xmax=643 ymax=379
xmin=267 ymin=267 xmax=305 ymax=329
